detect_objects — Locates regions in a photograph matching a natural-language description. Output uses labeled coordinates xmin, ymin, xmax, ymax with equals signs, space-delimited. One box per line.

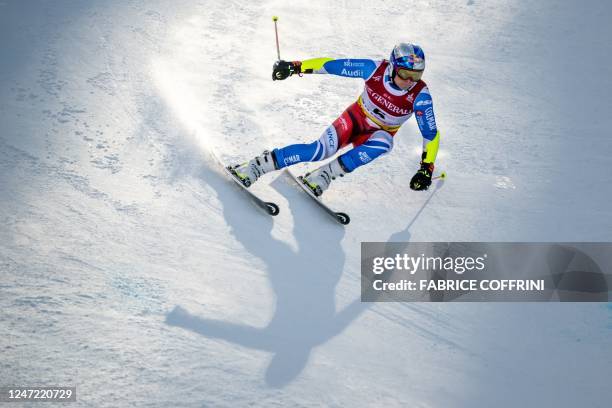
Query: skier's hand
xmin=272 ymin=60 xmax=301 ymax=80
xmin=410 ymin=162 xmax=434 ymax=191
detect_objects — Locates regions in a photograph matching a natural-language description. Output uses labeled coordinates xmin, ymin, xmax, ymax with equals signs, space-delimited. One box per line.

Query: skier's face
xmin=393 ymin=68 xmax=422 ymax=90
xmin=393 ymin=74 xmax=417 ymax=90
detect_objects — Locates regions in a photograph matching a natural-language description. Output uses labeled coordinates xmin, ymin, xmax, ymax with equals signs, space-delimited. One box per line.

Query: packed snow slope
xmin=1 ymin=0 xmax=611 ymax=407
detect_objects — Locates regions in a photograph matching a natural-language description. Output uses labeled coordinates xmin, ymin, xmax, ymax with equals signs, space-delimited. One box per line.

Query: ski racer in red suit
xmin=231 ymin=43 xmax=441 ymax=196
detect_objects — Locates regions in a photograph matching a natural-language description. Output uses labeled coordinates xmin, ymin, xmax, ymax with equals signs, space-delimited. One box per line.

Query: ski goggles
xmin=396 ymin=68 xmax=423 ymax=81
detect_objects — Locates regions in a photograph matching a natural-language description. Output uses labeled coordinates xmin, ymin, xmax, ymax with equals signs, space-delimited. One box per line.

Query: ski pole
xmin=432 ymin=171 xmax=447 ymax=181
xmin=272 ymin=16 xmax=281 ymax=60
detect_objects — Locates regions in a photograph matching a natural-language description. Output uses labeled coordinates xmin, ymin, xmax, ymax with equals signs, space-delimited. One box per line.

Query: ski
xmin=285 ymin=169 xmax=350 ymax=225
xmin=212 ymin=151 xmax=280 ymax=216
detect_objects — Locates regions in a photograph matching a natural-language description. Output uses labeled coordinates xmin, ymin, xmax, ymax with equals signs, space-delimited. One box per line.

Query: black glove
xmin=272 ymin=60 xmax=301 ymax=81
xmin=410 ymin=161 xmax=434 ymax=191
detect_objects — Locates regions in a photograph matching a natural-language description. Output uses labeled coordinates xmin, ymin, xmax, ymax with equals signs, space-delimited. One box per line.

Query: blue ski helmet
xmin=390 ymin=43 xmax=426 ymax=72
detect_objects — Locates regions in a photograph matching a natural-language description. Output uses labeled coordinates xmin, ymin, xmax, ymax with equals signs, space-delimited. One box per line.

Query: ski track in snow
xmin=1 ymin=0 xmax=611 ymax=407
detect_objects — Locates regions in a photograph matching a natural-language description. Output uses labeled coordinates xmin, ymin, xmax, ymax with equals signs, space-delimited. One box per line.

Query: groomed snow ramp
xmin=1 ymin=1 xmax=611 ymax=406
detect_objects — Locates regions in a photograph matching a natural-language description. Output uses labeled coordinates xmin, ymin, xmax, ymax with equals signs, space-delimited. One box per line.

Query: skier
xmin=230 ymin=42 xmax=440 ymax=196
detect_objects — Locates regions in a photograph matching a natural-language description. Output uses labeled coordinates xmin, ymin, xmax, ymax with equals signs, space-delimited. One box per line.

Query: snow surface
xmin=1 ymin=0 xmax=611 ymax=407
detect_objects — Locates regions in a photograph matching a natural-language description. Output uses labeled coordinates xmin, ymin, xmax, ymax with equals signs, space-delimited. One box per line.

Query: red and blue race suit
xmin=272 ymin=58 xmax=440 ymax=172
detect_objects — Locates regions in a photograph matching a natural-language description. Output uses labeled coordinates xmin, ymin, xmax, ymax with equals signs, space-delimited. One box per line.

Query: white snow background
xmin=1 ymin=0 xmax=611 ymax=407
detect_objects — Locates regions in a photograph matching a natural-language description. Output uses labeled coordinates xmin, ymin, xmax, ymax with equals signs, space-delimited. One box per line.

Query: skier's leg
xmin=337 ymin=130 xmax=394 ymax=172
xmin=272 ymin=128 xmax=335 ymax=168
xmin=303 ymin=130 xmax=394 ymax=196
xmin=272 ymin=108 xmax=355 ymax=169
xmin=231 ymin=106 xmax=355 ymax=188
xmin=231 ymin=126 xmax=342 ymax=187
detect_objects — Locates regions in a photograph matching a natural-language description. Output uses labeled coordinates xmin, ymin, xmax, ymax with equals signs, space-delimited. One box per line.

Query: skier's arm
xmin=410 ymin=88 xmax=440 ymax=191
xmin=272 ymin=58 xmax=378 ymax=80
xmin=414 ymin=88 xmax=439 ymax=164
xmin=301 ymin=58 xmax=378 ymax=79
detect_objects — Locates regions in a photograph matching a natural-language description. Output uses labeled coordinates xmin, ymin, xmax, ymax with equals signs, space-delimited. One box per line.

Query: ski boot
xmin=302 ymin=158 xmax=346 ymax=197
xmin=230 ymin=150 xmax=278 ymax=187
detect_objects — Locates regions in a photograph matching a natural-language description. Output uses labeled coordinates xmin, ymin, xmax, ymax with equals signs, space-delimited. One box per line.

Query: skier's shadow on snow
xmin=167 ymin=159 xmax=365 ymax=388
xmin=166 ymin=155 xmax=444 ymax=388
